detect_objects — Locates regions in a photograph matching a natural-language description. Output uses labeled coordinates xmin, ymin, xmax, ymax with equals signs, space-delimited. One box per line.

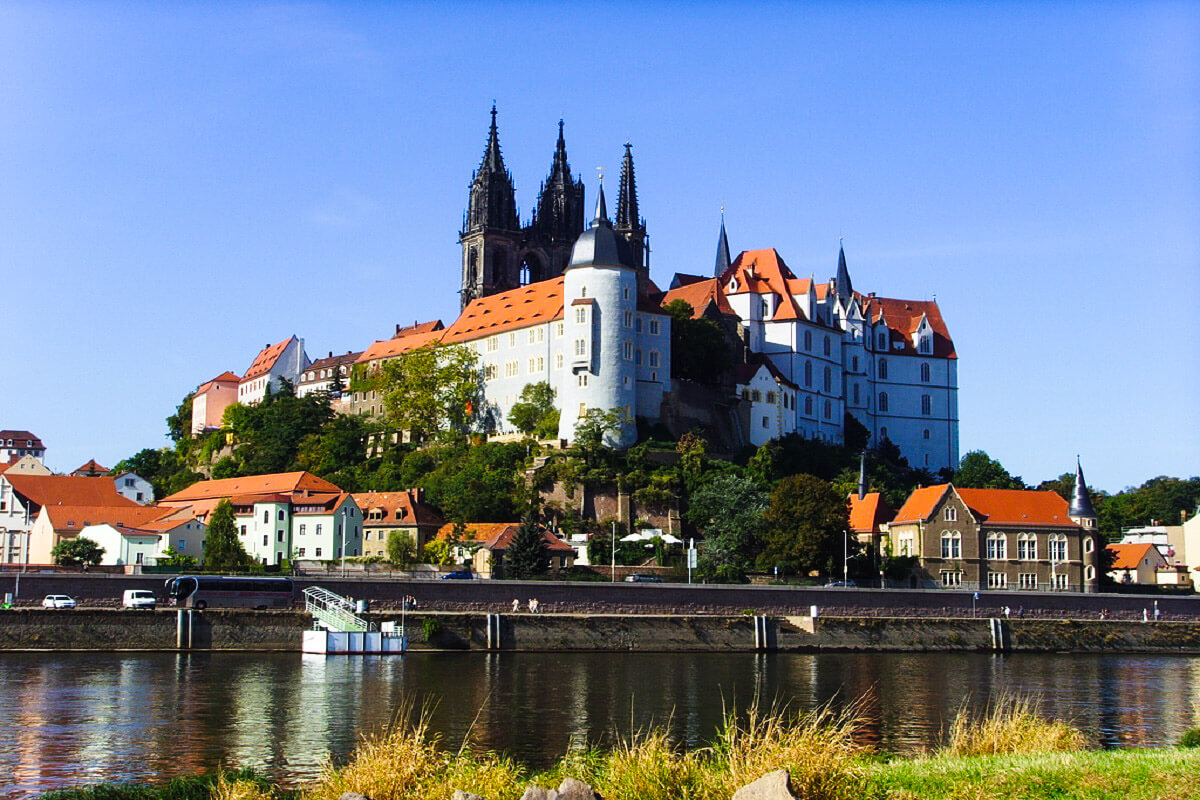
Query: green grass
xmin=863 ymin=748 xmax=1200 ymax=800
xmin=39 ymin=768 xmax=285 ymax=800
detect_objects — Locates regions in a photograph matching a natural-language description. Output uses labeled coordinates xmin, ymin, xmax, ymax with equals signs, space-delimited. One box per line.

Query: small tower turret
xmin=834 ymin=242 xmax=853 ymax=307
xmin=1069 ymin=457 xmax=1097 ymax=528
xmin=615 ymin=143 xmax=648 ymax=270
xmin=714 ymin=211 xmax=732 ymax=278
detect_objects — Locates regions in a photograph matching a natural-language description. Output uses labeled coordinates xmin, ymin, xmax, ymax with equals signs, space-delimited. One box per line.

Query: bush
xmin=944 ymin=693 xmax=1085 ymax=756
xmin=1180 ymin=728 xmax=1200 ymax=748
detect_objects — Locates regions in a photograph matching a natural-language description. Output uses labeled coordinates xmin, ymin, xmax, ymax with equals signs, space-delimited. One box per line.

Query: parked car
xmin=123 ymin=589 xmax=156 ymax=610
xmin=624 ymin=574 xmax=664 ymax=583
xmin=440 ymin=570 xmax=474 ymax=580
xmin=42 ymin=595 xmax=77 ymax=609
xmin=825 ymin=579 xmax=857 ymax=588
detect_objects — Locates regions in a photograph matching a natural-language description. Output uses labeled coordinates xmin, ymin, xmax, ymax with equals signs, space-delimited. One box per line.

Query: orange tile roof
xmin=196 ymin=372 xmax=241 ymax=394
xmin=849 ymin=492 xmax=896 ymax=534
xmin=891 ymin=484 xmax=952 ymax=525
xmin=353 ymin=490 xmax=445 ymax=527
xmin=441 ymin=277 xmax=566 ymax=343
xmin=1108 ymin=542 xmax=1162 ymax=570
xmin=71 ymin=459 xmax=110 ymax=476
xmin=864 ymin=297 xmax=957 ymax=359
xmin=43 ymin=504 xmax=166 ymax=533
xmin=436 ymin=521 xmax=575 ymax=553
xmin=5 ymin=474 xmax=138 ymax=510
xmin=661 ymin=277 xmax=735 ymax=317
xmin=436 ymin=521 xmax=514 ymax=542
xmin=719 ymin=249 xmax=805 ymax=321
xmin=243 ymin=336 xmax=297 ymax=381
xmin=394 ymin=320 xmax=445 ymax=337
xmin=956 ymin=488 xmax=1078 ymax=528
xmin=161 ymin=471 xmax=343 ymax=503
xmin=356 ymin=329 xmax=445 ymax=365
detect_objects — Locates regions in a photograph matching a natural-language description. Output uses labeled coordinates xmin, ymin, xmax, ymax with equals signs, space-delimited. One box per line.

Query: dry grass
xmin=943 ymin=692 xmax=1085 ymax=757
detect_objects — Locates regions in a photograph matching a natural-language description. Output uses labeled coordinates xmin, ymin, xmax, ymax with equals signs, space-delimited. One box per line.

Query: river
xmin=2 ymin=650 xmax=1199 ymax=798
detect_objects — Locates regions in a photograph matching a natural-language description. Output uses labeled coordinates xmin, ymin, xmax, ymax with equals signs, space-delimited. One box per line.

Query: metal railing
xmin=302 ymin=586 xmax=375 ymax=632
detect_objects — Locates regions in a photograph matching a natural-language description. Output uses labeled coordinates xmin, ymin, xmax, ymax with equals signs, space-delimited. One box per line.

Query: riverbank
xmin=4 ymin=609 xmax=1200 ymax=653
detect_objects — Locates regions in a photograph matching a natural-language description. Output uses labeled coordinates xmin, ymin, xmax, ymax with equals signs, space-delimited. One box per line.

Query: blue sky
xmin=1 ymin=1 xmax=1196 ymax=493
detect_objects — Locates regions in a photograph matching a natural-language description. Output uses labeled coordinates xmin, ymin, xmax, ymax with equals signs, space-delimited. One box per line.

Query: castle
xmin=195 ymin=109 xmax=960 ymax=472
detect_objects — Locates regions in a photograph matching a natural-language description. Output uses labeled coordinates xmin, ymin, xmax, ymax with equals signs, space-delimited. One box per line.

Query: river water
xmin=2 ymin=650 xmax=1199 ymax=798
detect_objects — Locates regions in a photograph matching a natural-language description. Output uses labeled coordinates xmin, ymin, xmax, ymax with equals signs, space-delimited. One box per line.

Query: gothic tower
xmin=615 ymin=143 xmax=649 ymax=270
xmin=525 ymin=120 xmax=585 ymax=283
xmin=460 ymin=106 xmax=522 ymax=309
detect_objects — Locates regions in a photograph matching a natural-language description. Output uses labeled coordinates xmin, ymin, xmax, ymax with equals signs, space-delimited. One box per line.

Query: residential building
xmin=0 ymin=430 xmax=45 ymax=463
xmin=296 ymin=351 xmax=361 ymax=399
xmin=71 ymin=459 xmax=110 ymax=477
xmin=1 ymin=474 xmax=138 ymax=564
xmin=435 ymin=521 xmax=576 ymax=578
xmin=353 ymin=489 xmax=445 ymax=557
xmin=29 ymin=503 xmax=158 ymax=565
xmin=74 ymin=505 xmax=204 ymax=566
xmin=0 ymin=455 xmax=51 ymax=477
xmin=160 ymin=471 xmax=361 ymax=566
xmin=237 ymin=336 xmax=310 ymax=406
xmin=114 ymin=472 xmax=154 ymax=505
xmin=887 ymin=469 xmax=1100 ymax=592
xmin=191 ymin=371 xmax=240 ymax=434
xmin=735 ymin=356 xmax=799 ymax=447
xmin=1107 ymin=542 xmax=1167 ymax=586
xmin=345 ymin=323 xmax=445 ymax=419
xmin=1183 ymin=508 xmax=1200 ymax=591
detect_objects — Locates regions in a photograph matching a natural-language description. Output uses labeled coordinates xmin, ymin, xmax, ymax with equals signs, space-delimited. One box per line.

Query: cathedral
xmin=458 ymin=106 xmax=647 ymax=308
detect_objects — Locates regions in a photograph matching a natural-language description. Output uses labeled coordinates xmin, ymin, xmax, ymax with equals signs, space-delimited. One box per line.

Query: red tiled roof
xmin=71 ymin=459 xmax=110 ymax=476
xmin=353 ymin=490 xmax=445 ymax=528
xmin=718 ymin=249 xmax=805 ymax=321
xmin=0 ymin=431 xmax=44 ymax=449
xmin=5 ymin=475 xmax=137 ymax=510
xmin=161 ymin=471 xmax=343 ymax=503
xmin=441 ymin=277 xmax=566 ymax=343
xmin=43 ymin=504 xmax=165 ymax=533
xmin=434 ymin=521 xmax=575 ymax=553
xmin=956 ymin=488 xmax=1078 ymax=528
xmin=891 ymin=485 xmax=952 ymax=525
xmin=661 ymin=277 xmax=735 ymax=318
xmin=849 ymin=492 xmax=896 ymax=534
xmin=394 ymin=320 xmax=445 ymax=337
xmin=356 ymin=329 xmax=445 ymax=365
xmin=304 ymin=352 xmax=361 ymax=372
xmin=1108 ymin=542 xmax=1163 ymax=570
xmin=243 ymin=336 xmax=297 ymax=381
xmin=864 ymin=297 xmax=957 ymax=359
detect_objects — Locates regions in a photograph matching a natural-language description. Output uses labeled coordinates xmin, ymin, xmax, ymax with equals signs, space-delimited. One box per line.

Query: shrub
xmin=1180 ymin=728 xmax=1200 ymax=748
xmin=944 ymin=693 xmax=1085 ymax=756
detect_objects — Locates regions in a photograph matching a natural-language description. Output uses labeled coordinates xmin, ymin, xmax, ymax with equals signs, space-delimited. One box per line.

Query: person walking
xmin=511 ymin=598 xmax=520 ymax=613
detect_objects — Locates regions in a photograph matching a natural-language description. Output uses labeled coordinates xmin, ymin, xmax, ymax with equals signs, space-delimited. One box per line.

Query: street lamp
xmin=14 ymin=506 xmax=30 ymax=601
xmin=340 ymin=507 xmax=349 ymax=579
xmin=611 ymin=520 xmax=616 ymax=582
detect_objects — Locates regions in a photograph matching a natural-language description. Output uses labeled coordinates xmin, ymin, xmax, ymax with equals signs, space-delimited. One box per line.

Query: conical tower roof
xmin=715 ymin=212 xmax=732 ymax=277
xmin=1069 ymin=457 xmax=1096 ymax=519
xmin=835 ymin=242 xmax=853 ymax=305
xmin=616 ymin=143 xmax=639 ymax=229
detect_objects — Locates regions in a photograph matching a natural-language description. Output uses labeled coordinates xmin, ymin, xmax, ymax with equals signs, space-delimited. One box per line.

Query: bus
xmin=165 ymin=575 xmax=295 ymax=610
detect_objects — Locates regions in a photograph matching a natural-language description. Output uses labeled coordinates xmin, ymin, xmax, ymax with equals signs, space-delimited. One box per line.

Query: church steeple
xmin=835 ymin=241 xmax=853 ymax=306
xmin=615 ymin=142 xmax=648 ymax=269
xmin=464 ymin=105 xmax=519 ymax=233
xmin=714 ymin=211 xmax=732 ymax=277
xmin=1069 ymin=457 xmax=1097 ymax=522
xmin=533 ymin=119 xmax=585 ymax=246
xmin=459 ymin=105 xmax=522 ymax=309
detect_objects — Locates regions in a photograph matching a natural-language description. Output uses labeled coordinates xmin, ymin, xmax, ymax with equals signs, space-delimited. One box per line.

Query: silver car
xmin=42 ymin=594 xmax=77 ymax=609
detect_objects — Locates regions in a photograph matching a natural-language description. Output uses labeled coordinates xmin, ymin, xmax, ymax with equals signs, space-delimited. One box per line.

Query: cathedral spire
xmin=1069 ymin=456 xmax=1096 ymax=519
xmin=534 ymin=119 xmax=585 ymax=244
xmin=835 ymin=241 xmax=853 ymax=305
xmin=614 ymin=142 xmax=647 ymax=268
xmin=482 ymin=104 xmax=504 ymax=173
xmin=714 ymin=209 xmax=732 ymax=277
xmin=465 ymin=105 xmax=519 ymax=233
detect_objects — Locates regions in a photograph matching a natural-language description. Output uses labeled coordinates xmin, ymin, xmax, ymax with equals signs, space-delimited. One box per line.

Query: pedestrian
xmin=512 ymin=598 xmax=520 ymax=613
xmin=1142 ymin=608 xmax=1149 ymax=623
xmin=527 ymin=598 xmax=537 ymax=613
xmin=1017 ymin=606 xmax=1024 ymax=619
xmin=1153 ymin=601 xmax=1160 ymax=622
xmin=1003 ymin=605 xmax=1010 ymax=619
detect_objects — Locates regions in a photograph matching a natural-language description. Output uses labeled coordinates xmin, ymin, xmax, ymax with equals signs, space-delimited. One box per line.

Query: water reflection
xmin=0 ymin=650 xmax=1198 ymax=798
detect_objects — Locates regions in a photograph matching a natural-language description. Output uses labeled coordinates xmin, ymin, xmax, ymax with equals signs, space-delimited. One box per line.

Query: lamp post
xmin=15 ymin=506 xmax=30 ymax=601
xmin=611 ymin=520 xmax=616 ymax=583
xmin=340 ymin=507 xmax=348 ymax=579
xmin=843 ymin=529 xmax=849 ymax=585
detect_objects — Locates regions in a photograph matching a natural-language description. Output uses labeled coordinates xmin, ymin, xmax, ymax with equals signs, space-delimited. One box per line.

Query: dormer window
xmin=919 ymin=335 xmax=932 ymax=354
xmin=729 ymin=277 xmax=739 ymax=292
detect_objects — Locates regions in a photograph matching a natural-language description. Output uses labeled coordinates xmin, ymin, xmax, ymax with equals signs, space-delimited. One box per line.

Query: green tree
xmin=507 ymin=382 xmax=560 ymax=438
xmin=112 ymin=447 xmax=200 ymax=501
xmin=503 ymin=514 xmax=550 ymax=580
xmin=166 ymin=391 xmax=195 ymax=444
xmin=51 ymin=537 xmax=105 ymax=567
xmin=762 ymin=473 xmax=852 ymax=577
xmin=572 ymin=408 xmax=629 ymax=463
xmin=664 ymin=300 xmax=733 ymax=384
xmin=203 ymin=499 xmax=252 ymax=569
xmin=156 ymin=546 xmax=198 ymax=569
xmin=954 ymin=450 xmax=1025 ymax=489
xmin=686 ymin=473 xmax=768 ymax=582
xmin=386 ymin=530 xmax=417 ymax=567
xmin=296 ymin=414 xmax=375 ymax=477
xmin=379 ymin=343 xmax=481 ymax=440
xmin=422 ymin=538 xmax=456 ymax=567
xmin=419 ymin=441 xmax=525 ymax=522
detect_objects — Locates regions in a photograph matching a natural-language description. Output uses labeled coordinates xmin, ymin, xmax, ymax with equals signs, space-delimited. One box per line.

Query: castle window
xmin=484 ymin=364 xmax=497 ymax=380
xmin=519 ymin=264 xmax=531 ymax=285
xmin=823 ymin=366 xmax=831 ymax=392
xmin=852 ymin=384 xmax=860 ymax=404
xmin=921 ymin=395 xmax=932 ymax=415
xmin=761 ymin=300 xmax=769 ymax=317
xmin=824 ymin=399 xmax=832 ymax=419
xmin=574 ymin=340 xmax=586 ymax=356
xmin=623 ymin=287 xmax=630 ymax=300
xmin=578 ymin=403 xmax=586 ymax=417
xmin=556 ymin=323 xmax=564 ymax=336
xmin=577 ymin=374 xmax=588 ymax=387
xmin=852 ymin=355 xmax=859 ymax=371
xmin=624 ymin=310 xmax=633 ymax=328
xmin=580 ymin=286 xmax=587 ymax=298
xmin=649 ymin=350 xmax=659 ymax=367
xmin=508 ymin=332 xmax=516 ymax=347
xmin=1084 ymin=538 xmax=1095 ymax=554
xmin=944 ymin=507 xmax=957 ymax=522
xmin=804 ymin=396 xmax=813 ymax=415
xmin=762 ymin=416 xmax=769 ymax=428
xmin=877 ymin=331 xmax=887 ymax=349
xmin=919 ymin=335 xmax=932 ymax=354
xmin=824 ymin=336 xmax=831 ymax=356
xmin=635 ymin=317 xmax=642 ymax=333
xmin=649 ymin=319 xmax=659 ymax=335
xmin=751 ymin=390 xmax=761 ymax=402
xmin=766 ymin=392 xmax=776 ymax=404
xmin=878 ymin=359 xmax=888 ymax=379
xmin=623 ymin=341 xmax=633 ymax=361
xmin=528 ymin=329 xmax=537 ymax=343
xmin=804 ymin=361 xmax=813 ymax=387
xmin=1017 ymin=533 xmax=1037 ymax=561
xmin=880 ymin=426 xmax=888 ymax=439
xmin=555 ymin=354 xmax=563 ymax=369
xmin=575 ymin=307 xmax=587 ymax=324
xmin=923 ymin=428 xmax=930 ymax=440
xmin=921 ymin=363 xmax=931 ymax=382
xmin=1085 ymin=565 xmax=1096 ymax=581
xmin=803 ymin=330 xmax=812 ymax=351
xmin=1049 ymin=534 xmax=1068 ymax=563
xmin=878 ymin=392 xmax=888 ymax=412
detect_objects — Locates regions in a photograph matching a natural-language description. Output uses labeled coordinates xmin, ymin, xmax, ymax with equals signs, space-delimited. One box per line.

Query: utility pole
xmin=611 ymin=520 xmax=616 ymax=582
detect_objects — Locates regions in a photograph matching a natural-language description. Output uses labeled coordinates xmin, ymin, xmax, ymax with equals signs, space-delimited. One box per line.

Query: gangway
xmin=301 ymin=586 xmax=406 ymax=654
xmin=303 ymin=586 xmax=374 ymax=632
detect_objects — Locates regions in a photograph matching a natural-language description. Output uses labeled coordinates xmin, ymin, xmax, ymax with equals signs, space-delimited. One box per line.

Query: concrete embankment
xmin=3 ymin=609 xmax=1200 ymax=654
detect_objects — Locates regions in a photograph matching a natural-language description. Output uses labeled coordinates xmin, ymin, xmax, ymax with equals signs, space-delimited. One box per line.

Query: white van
xmin=123 ymin=589 xmax=156 ymax=609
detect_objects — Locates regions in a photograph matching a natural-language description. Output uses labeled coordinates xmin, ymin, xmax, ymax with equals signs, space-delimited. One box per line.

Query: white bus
xmin=165 ymin=575 xmax=294 ymax=610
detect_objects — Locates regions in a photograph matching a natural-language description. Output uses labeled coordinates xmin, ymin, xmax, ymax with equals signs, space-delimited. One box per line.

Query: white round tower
xmin=558 ymin=181 xmax=638 ymax=448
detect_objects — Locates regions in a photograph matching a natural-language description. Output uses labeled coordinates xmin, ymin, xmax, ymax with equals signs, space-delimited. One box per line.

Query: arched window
xmin=1018 ymin=533 xmax=1038 ymax=561
xmin=519 ymin=264 xmax=531 ymax=286
xmin=823 ymin=336 xmax=831 ymax=356
xmin=1084 ymin=537 xmax=1095 ymax=554
xmin=803 ymin=330 xmax=812 ymax=351
xmin=1085 ymin=565 xmax=1096 ymax=581
xmin=1049 ymin=533 xmax=1068 ymax=562
xmin=921 ymin=394 xmax=932 ymax=415
xmin=941 ymin=530 xmax=961 ymax=559
xmin=823 ymin=366 xmax=831 ymax=392
xmin=921 ymin=363 xmax=931 ymax=382
xmin=823 ymin=399 xmax=832 ymax=419
xmin=878 ymin=359 xmax=888 ymax=379
xmin=923 ymin=428 xmax=930 ymax=440
xmin=804 ymin=360 xmax=812 ymax=387
xmin=878 ymin=392 xmax=889 ymax=412
xmin=986 ymin=532 xmax=1007 ymax=560
xmin=944 ymin=507 xmax=957 ymax=522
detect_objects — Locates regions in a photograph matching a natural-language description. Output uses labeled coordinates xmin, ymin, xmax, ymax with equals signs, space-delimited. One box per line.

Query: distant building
xmin=435 ymin=521 xmax=575 ymax=578
xmin=296 ymin=351 xmax=361 ymax=399
xmin=191 ymin=371 xmax=240 ymax=435
xmin=0 ymin=430 xmax=45 ymax=464
xmin=114 ymin=472 xmax=154 ymax=505
xmin=353 ymin=489 xmax=445 ymax=557
xmin=1106 ymin=542 xmax=1167 ymax=586
xmin=1 ymin=475 xmax=140 ymax=564
xmin=238 ymin=336 xmax=309 ymax=406
xmin=71 ymin=459 xmax=110 ymax=477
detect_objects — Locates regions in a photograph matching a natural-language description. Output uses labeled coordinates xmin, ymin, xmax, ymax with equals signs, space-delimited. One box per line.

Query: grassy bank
xmin=43 ymin=700 xmax=1200 ymax=800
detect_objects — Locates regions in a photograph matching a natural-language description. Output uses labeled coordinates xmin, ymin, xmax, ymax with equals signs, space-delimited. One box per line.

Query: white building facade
xmin=238 ymin=336 xmax=310 ymax=406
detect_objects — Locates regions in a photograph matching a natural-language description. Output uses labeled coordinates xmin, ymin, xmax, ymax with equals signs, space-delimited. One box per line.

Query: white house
xmin=0 ymin=430 xmax=45 ymax=464
xmin=114 ymin=473 xmax=154 ymax=505
xmin=736 ymin=357 xmax=799 ymax=447
xmin=238 ymin=336 xmax=310 ymax=406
